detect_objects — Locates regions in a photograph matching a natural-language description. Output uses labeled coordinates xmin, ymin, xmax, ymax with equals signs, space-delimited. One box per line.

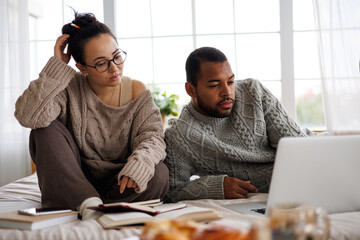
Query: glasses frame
xmin=84 ymin=49 xmax=127 ymax=73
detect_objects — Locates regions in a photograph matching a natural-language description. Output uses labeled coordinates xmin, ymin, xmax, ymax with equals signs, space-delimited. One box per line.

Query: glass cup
xmin=268 ymin=203 xmax=330 ymax=240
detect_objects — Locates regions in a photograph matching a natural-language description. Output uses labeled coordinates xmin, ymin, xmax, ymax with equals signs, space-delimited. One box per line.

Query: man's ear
xmin=76 ymin=63 xmax=87 ymax=74
xmin=185 ymin=82 xmax=196 ymax=98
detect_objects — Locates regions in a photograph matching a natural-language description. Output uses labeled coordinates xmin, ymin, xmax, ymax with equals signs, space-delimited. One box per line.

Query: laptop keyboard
xmin=250 ymin=208 xmax=266 ymax=215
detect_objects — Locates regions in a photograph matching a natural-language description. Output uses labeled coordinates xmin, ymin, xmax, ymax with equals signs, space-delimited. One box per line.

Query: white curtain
xmin=0 ymin=0 xmax=31 ymax=186
xmin=313 ymin=0 xmax=360 ymax=135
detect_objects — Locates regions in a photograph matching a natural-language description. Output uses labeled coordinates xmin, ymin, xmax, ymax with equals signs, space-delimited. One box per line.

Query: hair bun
xmin=73 ymin=12 xmax=98 ymax=27
xmin=60 ymin=10 xmax=115 ymax=64
xmin=61 ymin=12 xmax=97 ymax=36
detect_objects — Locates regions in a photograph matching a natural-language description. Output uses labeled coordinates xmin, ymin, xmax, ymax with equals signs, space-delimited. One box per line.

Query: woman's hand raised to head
xmin=54 ymin=34 xmax=71 ymax=64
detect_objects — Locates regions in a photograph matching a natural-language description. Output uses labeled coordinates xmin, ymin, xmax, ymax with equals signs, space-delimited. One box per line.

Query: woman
xmin=14 ymin=12 xmax=169 ymax=220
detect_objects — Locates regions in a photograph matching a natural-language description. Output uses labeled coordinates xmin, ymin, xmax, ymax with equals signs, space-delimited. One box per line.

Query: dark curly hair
xmin=62 ymin=11 xmax=117 ymax=65
xmin=185 ymin=47 xmax=227 ymax=86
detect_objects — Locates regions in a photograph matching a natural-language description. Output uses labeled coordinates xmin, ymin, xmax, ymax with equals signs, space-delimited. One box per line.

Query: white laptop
xmin=224 ymin=135 xmax=360 ymax=216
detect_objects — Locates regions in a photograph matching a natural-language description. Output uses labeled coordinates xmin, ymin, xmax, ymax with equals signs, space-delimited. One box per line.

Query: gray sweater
xmin=164 ymin=79 xmax=315 ymax=202
xmin=14 ymin=57 xmax=166 ymax=193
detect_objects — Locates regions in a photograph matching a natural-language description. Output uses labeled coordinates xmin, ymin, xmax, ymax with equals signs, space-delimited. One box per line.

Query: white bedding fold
xmin=0 ymin=174 xmax=359 ymax=240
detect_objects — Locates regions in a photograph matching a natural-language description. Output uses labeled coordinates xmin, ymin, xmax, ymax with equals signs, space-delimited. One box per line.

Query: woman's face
xmin=78 ymin=33 xmax=124 ymax=88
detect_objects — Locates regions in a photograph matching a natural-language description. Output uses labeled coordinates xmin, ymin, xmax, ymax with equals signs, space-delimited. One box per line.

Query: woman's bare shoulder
xmin=132 ymin=79 xmax=147 ymax=99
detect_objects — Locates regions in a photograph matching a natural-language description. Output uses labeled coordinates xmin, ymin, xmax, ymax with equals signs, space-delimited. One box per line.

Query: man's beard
xmin=196 ymin=93 xmax=234 ymax=118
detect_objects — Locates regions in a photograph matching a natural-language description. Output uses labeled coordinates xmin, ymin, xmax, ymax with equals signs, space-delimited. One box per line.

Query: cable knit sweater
xmin=14 ymin=57 xmax=166 ymax=193
xmin=164 ymin=79 xmax=315 ymax=202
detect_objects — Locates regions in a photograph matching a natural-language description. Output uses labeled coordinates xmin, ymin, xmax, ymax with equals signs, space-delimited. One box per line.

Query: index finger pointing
xmin=119 ymin=176 xmax=129 ymax=194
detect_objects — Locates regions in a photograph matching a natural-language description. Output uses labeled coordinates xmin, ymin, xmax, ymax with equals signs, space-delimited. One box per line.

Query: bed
xmin=0 ymin=173 xmax=359 ymax=240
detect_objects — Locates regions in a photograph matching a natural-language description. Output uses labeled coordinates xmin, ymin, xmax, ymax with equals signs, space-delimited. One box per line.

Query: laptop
xmin=224 ymin=135 xmax=360 ymax=216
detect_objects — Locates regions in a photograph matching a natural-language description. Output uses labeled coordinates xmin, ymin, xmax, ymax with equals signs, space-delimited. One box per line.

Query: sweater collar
xmin=82 ymin=75 xmax=151 ymax=109
xmin=186 ymin=101 xmax=231 ymax=124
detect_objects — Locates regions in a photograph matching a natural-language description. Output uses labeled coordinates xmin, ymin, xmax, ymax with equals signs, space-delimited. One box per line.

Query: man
xmin=164 ymin=47 xmax=315 ymax=202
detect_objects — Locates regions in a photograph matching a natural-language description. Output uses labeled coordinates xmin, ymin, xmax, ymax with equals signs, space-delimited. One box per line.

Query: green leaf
xmin=150 ymin=88 xmax=179 ymax=116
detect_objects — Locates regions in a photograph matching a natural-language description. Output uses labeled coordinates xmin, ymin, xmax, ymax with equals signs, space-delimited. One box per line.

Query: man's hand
xmin=223 ymin=176 xmax=258 ymax=199
xmin=118 ymin=176 xmax=139 ymax=194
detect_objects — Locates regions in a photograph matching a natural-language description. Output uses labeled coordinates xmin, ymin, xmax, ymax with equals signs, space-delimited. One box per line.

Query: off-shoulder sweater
xmin=14 ymin=57 xmax=166 ymax=192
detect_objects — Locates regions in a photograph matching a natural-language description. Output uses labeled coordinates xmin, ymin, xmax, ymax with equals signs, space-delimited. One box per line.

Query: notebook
xmin=224 ymin=135 xmax=360 ymax=216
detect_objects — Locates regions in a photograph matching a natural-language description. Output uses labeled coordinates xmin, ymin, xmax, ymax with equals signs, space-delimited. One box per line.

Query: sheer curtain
xmin=0 ymin=0 xmax=31 ymax=186
xmin=313 ymin=0 xmax=360 ymax=135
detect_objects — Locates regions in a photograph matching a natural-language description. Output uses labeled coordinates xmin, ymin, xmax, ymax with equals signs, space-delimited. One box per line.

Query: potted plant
xmin=151 ymin=88 xmax=179 ymax=127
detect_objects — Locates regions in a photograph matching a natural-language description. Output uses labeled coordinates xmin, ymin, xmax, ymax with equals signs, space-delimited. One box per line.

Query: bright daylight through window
xmin=29 ymin=0 xmax=325 ymax=130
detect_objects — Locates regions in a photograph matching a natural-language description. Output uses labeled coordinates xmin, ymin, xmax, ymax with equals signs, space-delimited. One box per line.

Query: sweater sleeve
xmin=117 ymin=91 xmax=166 ymax=193
xmin=14 ymin=57 xmax=75 ymax=129
xmin=163 ymin=124 xmax=226 ymax=203
xmin=250 ymin=80 xmax=315 ymax=148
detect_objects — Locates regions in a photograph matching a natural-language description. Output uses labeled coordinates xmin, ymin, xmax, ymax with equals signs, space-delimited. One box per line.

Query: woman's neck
xmin=87 ymin=77 xmax=121 ymax=106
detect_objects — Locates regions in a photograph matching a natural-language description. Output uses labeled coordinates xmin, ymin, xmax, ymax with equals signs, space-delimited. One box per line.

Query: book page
xmin=104 ymin=212 xmax=152 ymax=222
xmin=99 ymin=212 xmax=154 ymax=227
xmin=131 ymin=199 xmax=162 ymax=207
xmin=152 ymin=202 xmax=186 ymax=214
xmin=98 ymin=206 xmax=221 ymax=228
xmin=154 ymin=206 xmax=220 ymax=222
xmin=91 ymin=201 xmax=186 ymax=214
xmin=103 ymin=199 xmax=161 ymax=207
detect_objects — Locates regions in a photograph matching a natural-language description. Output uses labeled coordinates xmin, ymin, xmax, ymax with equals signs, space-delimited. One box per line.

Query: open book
xmin=88 ymin=199 xmax=187 ymax=215
xmin=97 ymin=205 xmax=221 ymax=229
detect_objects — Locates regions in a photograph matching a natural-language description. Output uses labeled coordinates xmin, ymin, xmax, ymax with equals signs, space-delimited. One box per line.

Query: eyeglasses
xmin=84 ymin=49 xmax=127 ymax=73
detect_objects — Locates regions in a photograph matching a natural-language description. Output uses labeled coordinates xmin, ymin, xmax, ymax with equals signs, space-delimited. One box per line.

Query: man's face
xmin=188 ymin=61 xmax=235 ymax=118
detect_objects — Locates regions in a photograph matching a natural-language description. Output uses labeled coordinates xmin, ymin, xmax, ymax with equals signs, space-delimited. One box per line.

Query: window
xmin=293 ymin=0 xmax=325 ymax=129
xmin=114 ymin=0 xmax=325 ymax=129
xmin=29 ymin=0 xmax=326 ymax=129
xmin=29 ymin=0 xmax=104 ymax=79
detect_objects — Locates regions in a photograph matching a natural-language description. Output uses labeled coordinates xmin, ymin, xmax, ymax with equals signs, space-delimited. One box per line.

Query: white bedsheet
xmin=0 ymin=174 xmax=359 ymax=240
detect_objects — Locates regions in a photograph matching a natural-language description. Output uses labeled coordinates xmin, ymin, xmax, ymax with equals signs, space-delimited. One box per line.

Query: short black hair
xmin=62 ymin=11 xmax=117 ymax=65
xmin=185 ymin=47 xmax=227 ymax=86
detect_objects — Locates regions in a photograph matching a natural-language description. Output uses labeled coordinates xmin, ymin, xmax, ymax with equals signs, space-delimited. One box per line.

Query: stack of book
xmin=0 ymin=199 xmax=221 ymax=230
xmin=0 ymin=210 xmax=78 ymax=230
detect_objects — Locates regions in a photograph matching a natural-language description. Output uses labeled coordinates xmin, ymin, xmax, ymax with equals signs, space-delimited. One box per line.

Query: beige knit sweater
xmin=15 ymin=57 xmax=166 ymax=192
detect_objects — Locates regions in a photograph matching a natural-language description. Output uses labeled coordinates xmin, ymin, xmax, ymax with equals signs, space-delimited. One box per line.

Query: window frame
xmin=29 ymin=0 xmax=326 ymax=129
xmin=105 ymin=0 xmax=298 ymax=119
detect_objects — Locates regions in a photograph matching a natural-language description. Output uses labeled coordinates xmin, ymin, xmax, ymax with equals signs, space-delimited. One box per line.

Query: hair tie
xmin=71 ymin=23 xmax=80 ymax=29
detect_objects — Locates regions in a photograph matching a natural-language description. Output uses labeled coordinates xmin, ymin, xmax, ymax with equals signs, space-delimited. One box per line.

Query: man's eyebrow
xmin=92 ymin=49 xmax=119 ymax=62
xmin=207 ymin=74 xmax=235 ymax=83
xmin=207 ymin=79 xmax=221 ymax=83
